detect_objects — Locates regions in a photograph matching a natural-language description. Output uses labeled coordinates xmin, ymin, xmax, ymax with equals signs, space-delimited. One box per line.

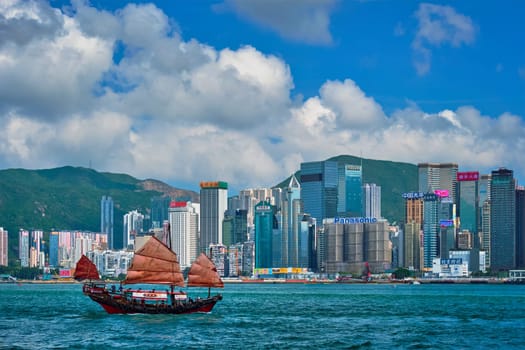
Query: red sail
xmin=187 ymin=253 xmax=224 ymax=288
xmin=74 ymin=255 xmax=100 ymax=281
xmin=124 ymin=236 xmax=184 ymax=286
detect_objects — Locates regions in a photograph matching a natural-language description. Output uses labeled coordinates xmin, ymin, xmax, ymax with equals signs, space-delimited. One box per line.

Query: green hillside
xmin=0 ymin=166 xmax=197 ymax=264
xmin=276 ymin=155 xmax=418 ymax=224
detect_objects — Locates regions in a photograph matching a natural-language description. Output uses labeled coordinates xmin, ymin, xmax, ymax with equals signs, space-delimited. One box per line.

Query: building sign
xmin=434 ymin=189 xmax=449 ymax=198
xmin=423 ymin=193 xmax=438 ymax=201
xmin=457 ymin=171 xmax=479 ymax=181
xmin=334 ymin=217 xmax=378 ymax=224
xmin=402 ymin=192 xmax=425 ymax=199
xmin=256 ymin=205 xmax=271 ymax=212
xmin=199 ymin=181 xmax=228 ymax=189
xmin=440 ymin=258 xmax=462 ymax=265
xmin=440 ymin=219 xmax=454 ymax=227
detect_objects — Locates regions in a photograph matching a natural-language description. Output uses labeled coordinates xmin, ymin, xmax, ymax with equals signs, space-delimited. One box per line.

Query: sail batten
xmin=187 ymin=253 xmax=224 ymax=288
xmin=124 ymin=236 xmax=184 ymax=286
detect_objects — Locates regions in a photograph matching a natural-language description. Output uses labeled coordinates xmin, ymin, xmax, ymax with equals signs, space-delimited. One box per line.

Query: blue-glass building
xmin=100 ymin=196 xmax=115 ymax=249
xmin=49 ymin=231 xmax=59 ymax=267
xmin=300 ymin=161 xmax=338 ymax=224
xmin=254 ymin=201 xmax=278 ymax=268
xmin=490 ymin=168 xmax=516 ymax=270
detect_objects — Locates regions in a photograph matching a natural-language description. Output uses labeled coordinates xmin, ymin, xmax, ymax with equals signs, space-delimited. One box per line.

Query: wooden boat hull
xmin=83 ymin=285 xmax=222 ymax=315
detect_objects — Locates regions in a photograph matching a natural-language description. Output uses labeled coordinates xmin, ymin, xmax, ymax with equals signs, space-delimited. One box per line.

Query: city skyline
xmin=0 ymin=1 xmax=523 ymax=194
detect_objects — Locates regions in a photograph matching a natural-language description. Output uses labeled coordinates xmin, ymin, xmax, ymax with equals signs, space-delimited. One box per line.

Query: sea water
xmin=1 ymin=282 xmax=524 ymax=349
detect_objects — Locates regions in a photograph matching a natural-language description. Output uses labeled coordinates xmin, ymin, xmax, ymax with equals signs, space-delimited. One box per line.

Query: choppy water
xmin=1 ymin=282 xmax=524 ymax=349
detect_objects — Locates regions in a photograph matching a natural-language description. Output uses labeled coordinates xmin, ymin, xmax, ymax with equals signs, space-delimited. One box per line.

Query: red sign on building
xmin=457 ymin=171 xmax=479 ymax=181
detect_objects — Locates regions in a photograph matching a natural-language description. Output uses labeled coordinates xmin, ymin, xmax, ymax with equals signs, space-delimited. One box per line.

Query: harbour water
xmin=1 ymin=282 xmax=524 ymax=349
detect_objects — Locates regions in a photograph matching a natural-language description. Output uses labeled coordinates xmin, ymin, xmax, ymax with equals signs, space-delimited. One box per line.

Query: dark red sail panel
xmin=187 ymin=253 xmax=224 ymax=288
xmin=74 ymin=255 xmax=100 ymax=281
xmin=124 ymin=236 xmax=184 ymax=286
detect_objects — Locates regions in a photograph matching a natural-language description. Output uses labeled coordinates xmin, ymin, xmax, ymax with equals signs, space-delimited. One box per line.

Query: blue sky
xmin=1 ymin=0 xmax=524 ymax=193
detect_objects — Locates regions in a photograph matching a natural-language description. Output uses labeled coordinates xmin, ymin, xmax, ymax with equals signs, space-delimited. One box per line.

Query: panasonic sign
xmin=334 ymin=217 xmax=378 ymax=224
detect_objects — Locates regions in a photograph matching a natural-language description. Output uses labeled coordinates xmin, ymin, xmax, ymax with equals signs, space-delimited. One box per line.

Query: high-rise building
xmin=301 ymin=161 xmax=338 ymax=224
xmin=338 ymin=164 xmax=362 ymax=216
xmin=439 ymin=198 xmax=456 ymax=259
xmin=403 ymin=195 xmax=423 ymax=270
xmin=517 ymin=187 xmax=525 ymax=268
xmin=281 ymin=174 xmax=301 ymax=266
xmin=479 ymin=174 xmax=492 ymax=267
xmin=233 ymin=209 xmax=249 ymax=244
xmin=299 ymin=214 xmax=316 ymax=269
xmin=123 ymin=210 xmax=144 ymax=250
xmin=457 ymin=172 xmax=480 ymax=246
xmin=362 ymin=183 xmax=381 ymax=218
xmin=168 ymin=201 xmax=199 ymax=269
xmin=200 ymin=181 xmax=228 ymax=252
xmin=19 ymin=229 xmax=29 ymax=267
xmin=49 ymin=231 xmax=59 ymax=267
xmin=100 ymin=196 xmax=115 ymax=249
xmin=254 ymin=200 xmax=278 ymax=268
xmin=490 ymin=168 xmax=516 ymax=270
xmin=418 ymin=163 xmax=458 ymax=199
xmin=151 ymin=196 xmax=171 ymax=230
xmin=0 ymin=228 xmax=7 ymax=266
xmin=30 ymin=230 xmax=43 ymax=268
xmin=418 ymin=163 xmax=458 ymax=269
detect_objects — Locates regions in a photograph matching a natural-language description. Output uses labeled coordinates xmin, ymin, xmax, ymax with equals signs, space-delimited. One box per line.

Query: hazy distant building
xmin=200 ymin=181 xmax=228 ymax=252
xmin=123 ymin=210 xmax=144 ymax=250
xmin=49 ymin=231 xmax=59 ymax=267
xmin=0 ymin=228 xmax=7 ymax=266
xmin=490 ymin=168 xmax=516 ymax=270
xmin=100 ymin=196 xmax=115 ymax=249
xmin=301 ymin=160 xmax=338 ymax=224
xmin=168 ymin=201 xmax=199 ymax=269
xmin=151 ymin=196 xmax=171 ymax=230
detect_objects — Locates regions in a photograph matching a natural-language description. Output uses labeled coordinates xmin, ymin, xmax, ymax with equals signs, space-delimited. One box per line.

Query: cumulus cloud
xmin=215 ymin=0 xmax=337 ymax=45
xmin=0 ymin=1 xmax=524 ymax=192
xmin=412 ymin=3 xmax=476 ymax=75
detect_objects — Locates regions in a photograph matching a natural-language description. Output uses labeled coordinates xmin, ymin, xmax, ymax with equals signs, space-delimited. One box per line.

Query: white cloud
xmin=412 ymin=3 xmax=476 ymax=75
xmin=0 ymin=1 xmax=524 ymax=192
xmin=215 ymin=0 xmax=337 ymax=45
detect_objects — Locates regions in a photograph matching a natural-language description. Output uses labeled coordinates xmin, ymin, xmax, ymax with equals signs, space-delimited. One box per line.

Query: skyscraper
xmin=404 ymin=195 xmax=423 ymax=270
xmin=301 ymin=161 xmax=338 ymax=224
xmin=49 ymin=231 xmax=59 ymax=267
xmin=0 ymin=228 xmax=7 ymax=266
xmin=362 ymin=183 xmax=381 ymax=218
xmin=516 ymin=187 xmax=525 ymax=268
xmin=151 ymin=196 xmax=171 ymax=229
xmin=168 ymin=201 xmax=199 ymax=269
xmin=457 ymin=171 xmax=479 ymax=244
xmin=479 ymin=174 xmax=492 ymax=267
xmin=418 ymin=163 xmax=458 ymax=269
xmin=200 ymin=181 xmax=228 ymax=252
xmin=100 ymin=196 xmax=114 ymax=249
xmin=490 ymin=168 xmax=516 ymax=270
xmin=123 ymin=210 xmax=144 ymax=250
xmin=254 ymin=200 xmax=278 ymax=268
xmin=19 ymin=229 xmax=29 ymax=267
xmin=338 ymin=164 xmax=362 ymax=216
xmin=282 ymin=174 xmax=301 ymax=266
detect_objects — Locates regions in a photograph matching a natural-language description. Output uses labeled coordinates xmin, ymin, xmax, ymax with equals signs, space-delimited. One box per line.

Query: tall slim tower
xmin=0 ymin=228 xmax=7 ymax=266
xmin=282 ymin=174 xmax=301 ymax=266
xmin=168 ymin=201 xmax=199 ymax=269
xmin=362 ymin=183 xmax=381 ymax=218
xmin=301 ymin=161 xmax=338 ymax=224
xmin=200 ymin=181 xmax=228 ymax=253
xmin=404 ymin=195 xmax=423 ymax=270
xmin=338 ymin=164 xmax=362 ymax=216
xmin=100 ymin=196 xmax=114 ymax=249
xmin=49 ymin=231 xmax=59 ymax=267
xmin=19 ymin=229 xmax=29 ymax=267
xmin=516 ymin=187 xmax=525 ymax=268
xmin=490 ymin=168 xmax=516 ymax=271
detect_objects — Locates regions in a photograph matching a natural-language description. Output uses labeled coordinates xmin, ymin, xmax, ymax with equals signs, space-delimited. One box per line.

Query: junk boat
xmin=74 ymin=236 xmax=223 ymax=314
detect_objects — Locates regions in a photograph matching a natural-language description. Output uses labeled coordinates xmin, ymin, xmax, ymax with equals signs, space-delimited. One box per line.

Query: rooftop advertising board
xmin=457 ymin=171 xmax=479 ymax=181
